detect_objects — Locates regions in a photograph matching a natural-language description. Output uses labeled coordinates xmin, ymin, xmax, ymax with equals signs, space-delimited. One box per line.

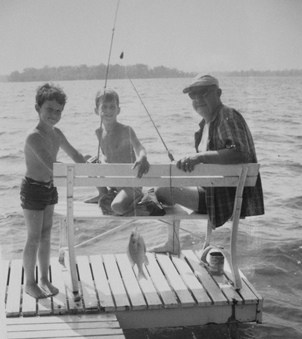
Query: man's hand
xmin=176 ymin=154 xmax=202 ymax=172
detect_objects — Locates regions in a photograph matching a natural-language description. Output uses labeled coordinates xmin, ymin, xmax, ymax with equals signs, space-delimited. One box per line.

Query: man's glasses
xmin=188 ymin=87 xmax=213 ymax=100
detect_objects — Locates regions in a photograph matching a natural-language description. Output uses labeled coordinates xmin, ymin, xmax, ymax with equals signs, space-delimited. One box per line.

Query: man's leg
xmin=148 ymin=187 xmax=201 ymax=254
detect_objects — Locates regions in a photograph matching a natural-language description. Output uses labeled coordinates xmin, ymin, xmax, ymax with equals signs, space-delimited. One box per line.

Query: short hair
xmin=95 ymin=89 xmax=119 ymax=108
xmin=35 ymin=83 xmax=67 ymax=107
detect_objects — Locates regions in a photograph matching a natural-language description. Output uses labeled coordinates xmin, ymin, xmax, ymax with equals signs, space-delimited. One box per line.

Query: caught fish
xmin=127 ymin=228 xmax=149 ymax=280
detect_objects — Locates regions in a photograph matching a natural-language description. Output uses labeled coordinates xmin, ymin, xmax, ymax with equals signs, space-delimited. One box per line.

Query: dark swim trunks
xmin=20 ymin=177 xmax=58 ymax=210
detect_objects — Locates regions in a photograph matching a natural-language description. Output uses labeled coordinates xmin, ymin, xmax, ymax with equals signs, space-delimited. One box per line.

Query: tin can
xmin=208 ymin=251 xmax=224 ymax=276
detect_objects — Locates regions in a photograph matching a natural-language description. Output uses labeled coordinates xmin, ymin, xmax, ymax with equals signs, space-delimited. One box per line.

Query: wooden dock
xmin=2 ymin=250 xmax=263 ymax=330
xmin=5 ymin=314 xmax=125 ymax=339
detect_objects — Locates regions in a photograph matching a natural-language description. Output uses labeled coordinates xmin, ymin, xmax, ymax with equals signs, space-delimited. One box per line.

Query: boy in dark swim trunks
xmin=20 ymin=83 xmax=86 ymax=299
xmin=85 ymin=89 xmax=151 ymax=215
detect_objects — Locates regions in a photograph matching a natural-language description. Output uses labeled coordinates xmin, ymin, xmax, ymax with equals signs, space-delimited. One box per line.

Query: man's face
xmin=189 ymin=86 xmax=217 ymax=118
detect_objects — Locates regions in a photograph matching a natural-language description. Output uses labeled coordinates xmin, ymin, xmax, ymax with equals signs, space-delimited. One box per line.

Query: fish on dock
xmin=127 ymin=228 xmax=149 ymax=280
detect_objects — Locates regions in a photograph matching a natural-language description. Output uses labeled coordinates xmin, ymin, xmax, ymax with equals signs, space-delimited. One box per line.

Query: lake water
xmin=0 ymin=77 xmax=301 ymax=338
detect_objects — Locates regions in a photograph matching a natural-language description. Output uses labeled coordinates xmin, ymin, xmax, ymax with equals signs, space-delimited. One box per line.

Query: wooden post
xmin=0 ymin=250 xmax=8 ymax=339
xmin=230 ymin=165 xmax=249 ymax=290
xmin=66 ymin=165 xmax=79 ymax=300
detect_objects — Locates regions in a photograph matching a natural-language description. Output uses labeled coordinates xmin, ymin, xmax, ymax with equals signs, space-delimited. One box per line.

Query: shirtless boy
xmin=86 ymin=89 xmax=149 ymax=215
xmin=20 ymin=83 xmax=86 ymax=298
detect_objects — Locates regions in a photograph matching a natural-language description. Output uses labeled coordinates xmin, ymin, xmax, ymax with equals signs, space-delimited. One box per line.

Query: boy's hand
xmin=132 ymin=156 xmax=149 ymax=178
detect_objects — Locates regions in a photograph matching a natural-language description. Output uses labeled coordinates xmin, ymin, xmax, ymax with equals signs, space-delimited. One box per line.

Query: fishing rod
xmin=97 ymin=0 xmax=121 ymax=162
xmin=120 ymin=52 xmax=175 ymax=162
xmin=104 ymin=0 xmax=121 ymax=91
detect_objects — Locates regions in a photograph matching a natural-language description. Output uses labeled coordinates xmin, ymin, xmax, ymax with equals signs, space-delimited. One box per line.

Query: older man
xmin=152 ymin=74 xmax=264 ymax=254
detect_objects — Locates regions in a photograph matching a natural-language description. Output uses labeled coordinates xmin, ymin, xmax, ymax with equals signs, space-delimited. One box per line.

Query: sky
xmin=1 ymin=0 xmax=302 ymax=75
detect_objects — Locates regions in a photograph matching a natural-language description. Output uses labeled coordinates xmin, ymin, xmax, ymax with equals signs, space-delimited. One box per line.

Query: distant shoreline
xmin=1 ymin=65 xmax=302 ymax=82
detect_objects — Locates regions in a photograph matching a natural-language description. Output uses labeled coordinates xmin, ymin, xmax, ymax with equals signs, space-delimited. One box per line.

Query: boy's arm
xmin=57 ymin=129 xmax=86 ymax=163
xmin=129 ymin=128 xmax=149 ymax=178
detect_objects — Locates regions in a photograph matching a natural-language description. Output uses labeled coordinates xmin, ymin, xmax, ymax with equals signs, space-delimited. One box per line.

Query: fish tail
xmin=138 ymin=268 xmax=147 ymax=280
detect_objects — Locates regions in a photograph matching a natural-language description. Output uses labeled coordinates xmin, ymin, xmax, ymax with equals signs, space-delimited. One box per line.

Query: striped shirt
xmin=194 ymin=104 xmax=265 ymax=227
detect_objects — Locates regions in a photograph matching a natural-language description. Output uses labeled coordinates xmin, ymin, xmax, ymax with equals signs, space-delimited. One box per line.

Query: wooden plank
xmin=145 ymin=253 xmax=178 ymax=308
xmin=7 ymin=328 xmax=124 ymax=339
xmin=195 ymin=251 xmax=244 ymax=304
xmin=54 ymin=163 xmax=259 ymax=178
xmin=172 ymin=255 xmax=212 ymax=306
xmin=122 ymin=254 xmax=163 ymax=310
xmin=49 ymin=258 xmax=68 ymax=314
xmin=58 ymin=256 xmax=84 ymax=312
xmin=211 ymin=274 xmax=243 ymax=305
xmin=76 ymin=256 xmax=98 ymax=310
xmin=21 ymin=263 xmax=37 ymax=316
xmin=155 ymin=254 xmax=195 ymax=307
xmin=54 ymin=163 xmax=259 ymax=188
xmin=222 ymin=257 xmax=258 ymax=304
xmin=6 ymin=259 xmax=22 ymax=316
xmin=182 ymin=250 xmax=228 ymax=305
xmin=54 ymin=201 xmax=208 ymax=221
xmin=5 ymin=313 xmax=119 ymax=324
xmin=0 ymin=256 xmax=8 ymax=339
xmin=35 ymin=266 xmax=53 ymax=316
xmin=2 ymin=259 xmax=9 ymax=291
xmin=102 ymin=254 xmax=130 ymax=310
xmin=73 ymin=176 xmax=242 ymax=188
xmin=89 ymin=255 xmax=115 ymax=311
xmin=6 ymin=319 xmax=122 ymax=331
xmin=115 ymin=253 xmax=147 ymax=310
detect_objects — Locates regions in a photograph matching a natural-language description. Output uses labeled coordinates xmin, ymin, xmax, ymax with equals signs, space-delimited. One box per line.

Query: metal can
xmin=208 ymin=251 xmax=224 ymax=276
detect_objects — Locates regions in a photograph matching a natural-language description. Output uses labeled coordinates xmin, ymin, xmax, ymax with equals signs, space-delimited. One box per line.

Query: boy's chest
xmin=101 ymin=133 xmax=133 ymax=161
xmin=42 ymin=133 xmax=60 ymax=155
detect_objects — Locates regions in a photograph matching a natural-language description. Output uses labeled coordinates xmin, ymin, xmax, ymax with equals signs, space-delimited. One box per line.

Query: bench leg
xmin=170 ymin=220 xmax=181 ymax=256
xmin=66 ymin=218 xmax=80 ymax=300
xmin=230 ymin=214 xmax=242 ymax=290
xmin=57 ymin=219 xmax=80 ymax=300
xmin=202 ymin=219 xmax=213 ymax=250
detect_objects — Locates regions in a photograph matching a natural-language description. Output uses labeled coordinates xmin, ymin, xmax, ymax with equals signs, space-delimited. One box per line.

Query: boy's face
xmin=35 ymin=100 xmax=64 ymax=127
xmin=96 ymin=98 xmax=120 ymax=122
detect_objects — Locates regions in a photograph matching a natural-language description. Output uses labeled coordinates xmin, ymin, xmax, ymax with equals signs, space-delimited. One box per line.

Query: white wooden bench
xmin=53 ymin=162 xmax=260 ymax=300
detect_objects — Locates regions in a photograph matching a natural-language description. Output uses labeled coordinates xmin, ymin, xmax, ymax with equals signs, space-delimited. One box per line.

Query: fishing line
xmin=97 ymin=0 xmax=121 ymax=161
xmin=120 ymin=52 xmax=175 ymax=163
xmin=119 ymin=52 xmax=179 ymax=250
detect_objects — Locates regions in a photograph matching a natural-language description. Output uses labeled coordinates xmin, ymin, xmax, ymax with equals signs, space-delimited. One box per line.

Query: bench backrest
xmin=53 ymin=163 xmax=259 ymax=190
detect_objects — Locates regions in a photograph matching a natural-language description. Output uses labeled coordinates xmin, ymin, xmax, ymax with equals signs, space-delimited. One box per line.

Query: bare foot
xmin=25 ymin=282 xmax=49 ymax=299
xmin=84 ymin=195 xmax=100 ymax=204
xmin=40 ymin=278 xmax=59 ymax=296
xmin=148 ymin=241 xmax=180 ymax=255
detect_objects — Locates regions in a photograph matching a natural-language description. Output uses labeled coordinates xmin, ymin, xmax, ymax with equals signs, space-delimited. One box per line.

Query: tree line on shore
xmin=3 ymin=64 xmax=302 ymax=82
xmin=6 ymin=64 xmax=195 ymax=82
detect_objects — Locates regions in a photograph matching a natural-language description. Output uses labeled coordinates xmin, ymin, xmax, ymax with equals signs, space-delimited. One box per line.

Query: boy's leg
xmin=148 ymin=187 xmax=201 ymax=254
xmin=38 ymin=204 xmax=58 ymax=296
xmin=85 ymin=187 xmax=108 ymax=203
xmin=111 ymin=187 xmax=143 ymax=215
xmin=23 ymin=209 xmax=49 ymax=298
